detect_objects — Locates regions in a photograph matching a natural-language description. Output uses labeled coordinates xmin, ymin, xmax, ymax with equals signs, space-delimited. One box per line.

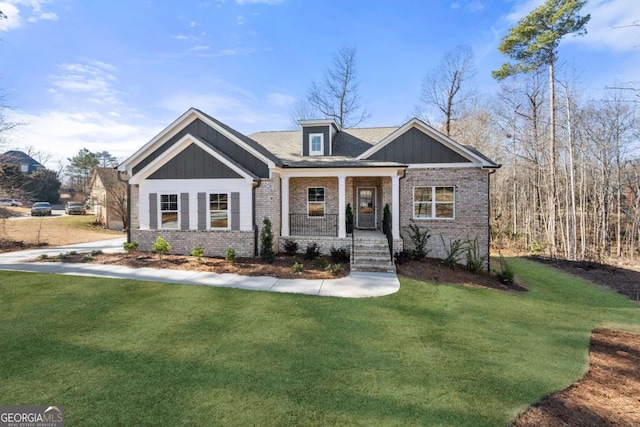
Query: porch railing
xmin=289 ymin=213 xmax=338 ymax=237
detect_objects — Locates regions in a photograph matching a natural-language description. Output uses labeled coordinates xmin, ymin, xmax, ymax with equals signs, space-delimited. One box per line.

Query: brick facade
xmin=132 ymin=229 xmax=255 ymax=257
xmin=255 ymin=174 xmax=281 ymax=253
xmin=399 ymin=168 xmax=490 ymax=262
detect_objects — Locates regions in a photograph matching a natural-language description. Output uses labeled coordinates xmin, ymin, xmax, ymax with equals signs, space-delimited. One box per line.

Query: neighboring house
xmin=89 ymin=167 xmax=127 ymax=231
xmin=117 ymin=108 xmax=500 ymax=264
xmin=0 ymin=151 xmax=45 ymax=173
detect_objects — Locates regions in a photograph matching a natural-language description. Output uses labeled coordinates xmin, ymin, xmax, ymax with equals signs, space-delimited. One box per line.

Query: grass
xmin=0 ymin=257 xmax=639 ymax=426
xmin=1 ymin=214 xmax=121 ymax=246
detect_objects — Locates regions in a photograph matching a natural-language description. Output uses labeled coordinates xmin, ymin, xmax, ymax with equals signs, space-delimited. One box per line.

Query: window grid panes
xmin=310 ymin=134 xmax=323 ymax=155
xmin=210 ymin=193 xmax=228 ymax=228
xmin=307 ymin=187 xmax=325 ymax=217
xmin=413 ymin=186 xmax=454 ymax=219
xmin=160 ymin=194 xmax=178 ymax=229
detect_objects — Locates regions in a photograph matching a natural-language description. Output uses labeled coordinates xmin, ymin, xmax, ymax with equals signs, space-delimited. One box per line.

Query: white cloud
xmin=267 ymin=92 xmax=294 ymax=107
xmin=49 ymin=60 xmax=121 ymax=105
xmin=5 ymin=109 xmax=161 ymax=166
xmin=0 ymin=0 xmax=57 ymax=31
xmin=189 ymin=21 xmax=198 ymax=28
xmin=188 ymin=45 xmax=210 ymax=52
xmin=567 ymin=0 xmax=640 ymax=51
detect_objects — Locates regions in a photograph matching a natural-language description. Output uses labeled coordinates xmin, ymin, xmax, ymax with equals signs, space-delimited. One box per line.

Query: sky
xmin=0 ymin=0 xmax=638 ymax=167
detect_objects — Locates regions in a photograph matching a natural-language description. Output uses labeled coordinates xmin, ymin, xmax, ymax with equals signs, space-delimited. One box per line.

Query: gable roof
xmin=90 ymin=167 xmax=119 ymax=189
xmin=0 ymin=151 xmax=45 ymax=172
xmin=118 ymin=108 xmax=282 ymax=177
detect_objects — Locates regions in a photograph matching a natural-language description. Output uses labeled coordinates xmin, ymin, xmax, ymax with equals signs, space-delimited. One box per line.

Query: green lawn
xmin=1 ymin=258 xmax=639 ymax=426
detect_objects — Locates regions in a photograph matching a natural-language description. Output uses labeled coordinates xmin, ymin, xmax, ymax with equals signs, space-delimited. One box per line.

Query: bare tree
xmin=420 ymin=45 xmax=476 ymax=136
xmin=302 ymin=46 xmax=370 ymax=128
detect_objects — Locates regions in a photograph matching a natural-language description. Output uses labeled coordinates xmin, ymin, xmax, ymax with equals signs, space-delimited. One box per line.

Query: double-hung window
xmin=209 ymin=193 xmax=228 ymax=228
xmin=307 ymin=187 xmax=325 ymax=217
xmin=160 ymin=194 xmax=179 ymax=229
xmin=413 ymin=186 xmax=455 ymax=219
xmin=309 ymin=133 xmax=324 ymax=156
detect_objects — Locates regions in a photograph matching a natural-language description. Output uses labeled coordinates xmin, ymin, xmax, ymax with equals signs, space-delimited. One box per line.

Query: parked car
xmin=65 ymin=201 xmax=86 ymax=215
xmin=31 ymin=202 xmax=52 ymax=216
xmin=0 ymin=198 xmax=23 ymax=207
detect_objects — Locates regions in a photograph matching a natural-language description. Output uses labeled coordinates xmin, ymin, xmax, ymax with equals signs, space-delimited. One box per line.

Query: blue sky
xmin=1 ymin=0 xmax=638 ymax=166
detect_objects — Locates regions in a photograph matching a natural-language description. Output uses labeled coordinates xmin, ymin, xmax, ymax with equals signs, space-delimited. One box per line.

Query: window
xmin=209 ymin=193 xmax=228 ymax=228
xmin=309 ymin=133 xmax=324 ymax=155
xmin=160 ymin=194 xmax=179 ymax=229
xmin=413 ymin=186 xmax=455 ymax=219
xmin=20 ymin=163 xmax=29 ymax=173
xmin=307 ymin=187 xmax=325 ymax=217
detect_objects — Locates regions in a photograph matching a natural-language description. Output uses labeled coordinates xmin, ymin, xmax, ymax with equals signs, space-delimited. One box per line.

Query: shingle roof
xmin=0 ymin=151 xmax=44 ymax=173
xmin=248 ymin=126 xmax=398 ymax=162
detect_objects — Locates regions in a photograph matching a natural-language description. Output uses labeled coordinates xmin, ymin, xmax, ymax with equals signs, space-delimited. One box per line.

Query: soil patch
xmin=38 ymin=252 xmax=350 ymax=280
xmin=528 ymin=256 xmax=640 ymax=302
xmin=396 ymin=257 xmax=527 ymax=292
xmin=513 ymin=328 xmax=640 ymax=426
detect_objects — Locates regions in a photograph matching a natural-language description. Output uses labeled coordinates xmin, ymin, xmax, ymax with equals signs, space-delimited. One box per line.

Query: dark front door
xmin=357 ymin=188 xmax=376 ymax=229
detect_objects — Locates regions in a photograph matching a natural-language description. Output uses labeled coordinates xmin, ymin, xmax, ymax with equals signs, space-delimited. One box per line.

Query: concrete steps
xmin=351 ymin=231 xmax=395 ymax=274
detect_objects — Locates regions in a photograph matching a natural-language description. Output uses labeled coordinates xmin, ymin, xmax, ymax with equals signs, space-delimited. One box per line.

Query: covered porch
xmin=278 ymin=166 xmax=404 ymax=240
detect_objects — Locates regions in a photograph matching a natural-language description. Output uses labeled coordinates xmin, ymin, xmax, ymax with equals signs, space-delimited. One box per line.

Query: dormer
xmin=298 ymin=119 xmax=340 ymax=156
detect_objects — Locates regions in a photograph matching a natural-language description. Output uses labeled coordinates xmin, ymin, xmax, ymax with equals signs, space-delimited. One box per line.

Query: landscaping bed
xmin=38 ymin=251 xmax=350 ymax=280
xmin=513 ymin=328 xmax=640 ymax=427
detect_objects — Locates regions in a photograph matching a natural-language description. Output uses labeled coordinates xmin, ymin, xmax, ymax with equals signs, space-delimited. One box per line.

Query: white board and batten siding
xmin=138 ymin=179 xmax=254 ymax=231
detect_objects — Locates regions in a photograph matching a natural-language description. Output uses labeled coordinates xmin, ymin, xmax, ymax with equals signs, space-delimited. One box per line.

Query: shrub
xmin=260 ymin=217 xmax=275 ymax=264
xmin=405 ymin=221 xmax=431 ymax=260
xmin=153 ymin=236 xmax=171 ymax=260
xmin=82 ymin=254 xmax=94 ymax=262
xmin=69 ymin=250 xmax=77 ymax=256
xmin=38 ymin=254 xmax=48 ymax=260
xmin=345 ymin=203 xmax=354 ymax=234
xmin=91 ymin=249 xmax=103 ymax=256
xmin=123 ymin=241 xmax=138 ymax=255
xmin=225 ymin=247 xmax=236 ymax=265
xmin=394 ymin=249 xmax=412 ymax=265
xmin=292 ymin=261 xmax=304 ymax=274
xmin=191 ymin=247 xmax=205 ymax=263
xmin=303 ymin=242 xmax=321 ymax=260
xmin=465 ymin=237 xmax=488 ymax=273
xmin=330 ymin=246 xmax=350 ymax=263
xmin=496 ymin=254 xmax=515 ymax=285
xmin=283 ymin=239 xmax=298 ymax=256
xmin=56 ymin=253 xmax=68 ymax=261
xmin=441 ymin=236 xmax=466 ymax=269
xmin=325 ymin=263 xmax=342 ymax=276
xmin=313 ymin=256 xmax=328 ymax=269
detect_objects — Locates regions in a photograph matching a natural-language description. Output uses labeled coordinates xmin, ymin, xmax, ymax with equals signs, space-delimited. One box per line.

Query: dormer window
xmin=309 ymin=133 xmax=324 ymax=156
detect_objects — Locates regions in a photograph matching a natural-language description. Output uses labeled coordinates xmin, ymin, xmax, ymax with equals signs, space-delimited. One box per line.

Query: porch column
xmin=281 ymin=175 xmax=289 ymax=237
xmin=338 ymin=175 xmax=346 ymax=238
xmin=392 ymin=174 xmax=400 ymax=239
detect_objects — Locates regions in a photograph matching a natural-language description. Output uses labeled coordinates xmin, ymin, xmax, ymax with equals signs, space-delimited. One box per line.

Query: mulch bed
xmin=396 ymin=257 xmax=527 ymax=292
xmin=527 ymin=256 xmax=640 ymax=302
xmin=513 ymin=328 xmax=640 ymax=426
xmin=38 ymin=252 xmax=350 ymax=280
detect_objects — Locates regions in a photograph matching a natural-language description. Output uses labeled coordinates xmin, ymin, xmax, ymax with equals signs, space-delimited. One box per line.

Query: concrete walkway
xmin=0 ymin=238 xmax=400 ymax=298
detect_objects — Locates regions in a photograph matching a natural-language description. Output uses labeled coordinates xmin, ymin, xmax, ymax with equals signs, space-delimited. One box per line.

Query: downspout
xmin=398 ymin=167 xmax=407 ymax=247
xmin=253 ymin=178 xmax=261 ymax=257
xmin=487 ymin=168 xmax=497 ymax=273
xmin=116 ymin=169 xmax=131 ymax=243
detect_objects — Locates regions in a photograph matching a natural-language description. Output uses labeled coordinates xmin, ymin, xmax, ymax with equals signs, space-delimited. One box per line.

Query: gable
xmin=367 ymin=127 xmax=471 ymax=164
xmin=148 ymin=143 xmax=242 ymax=180
xmin=132 ymin=118 xmax=270 ymax=178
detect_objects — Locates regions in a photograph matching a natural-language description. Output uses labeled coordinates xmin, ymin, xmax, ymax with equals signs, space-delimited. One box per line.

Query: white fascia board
xmin=130 ymin=133 xmax=256 ymax=184
xmin=356 ymin=118 xmax=492 ymax=166
xmin=119 ymin=108 xmax=275 ymax=174
xmin=297 ymin=119 xmax=340 ymax=131
xmin=275 ymin=166 xmax=404 ymax=178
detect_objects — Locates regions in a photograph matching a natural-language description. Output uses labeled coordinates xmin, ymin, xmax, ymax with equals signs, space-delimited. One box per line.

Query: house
xmin=117 ymin=108 xmax=499 ymax=268
xmin=89 ymin=167 xmax=127 ymax=231
xmin=0 ymin=150 xmax=45 ymax=173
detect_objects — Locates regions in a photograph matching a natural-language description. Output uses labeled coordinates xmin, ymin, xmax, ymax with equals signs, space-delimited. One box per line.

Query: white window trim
xmin=309 ymin=133 xmax=324 ymax=156
xmin=307 ymin=186 xmax=326 ymax=218
xmin=160 ymin=193 xmax=179 ymax=229
xmin=413 ymin=186 xmax=456 ymax=220
xmin=209 ymin=192 xmax=230 ymax=230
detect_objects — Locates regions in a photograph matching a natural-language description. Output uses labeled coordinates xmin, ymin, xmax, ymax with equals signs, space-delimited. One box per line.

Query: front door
xmin=357 ymin=188 xmax=376 ymax=229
